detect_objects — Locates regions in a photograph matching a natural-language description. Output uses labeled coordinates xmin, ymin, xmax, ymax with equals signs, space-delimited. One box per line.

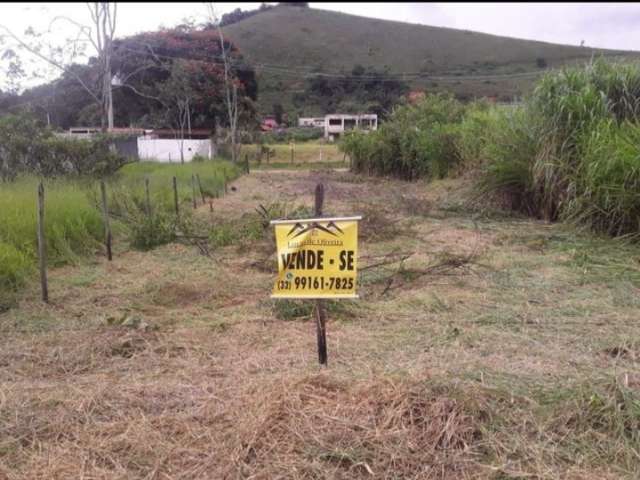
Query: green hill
xmin=223 ymin=5 xmax=638 ymax=114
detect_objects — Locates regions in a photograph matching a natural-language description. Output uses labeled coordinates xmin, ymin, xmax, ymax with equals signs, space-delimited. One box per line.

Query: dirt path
xmin=1 ymin=169 xmax=639 ymax=479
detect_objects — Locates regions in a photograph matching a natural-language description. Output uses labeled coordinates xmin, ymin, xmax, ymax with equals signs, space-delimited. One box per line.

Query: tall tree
xmin=205 ymin=3 xmax=241 ymax=163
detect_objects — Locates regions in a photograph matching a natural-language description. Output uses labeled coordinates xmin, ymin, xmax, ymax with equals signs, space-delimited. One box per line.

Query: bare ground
xmin=1 ymin=169 xmax=639 ymax=479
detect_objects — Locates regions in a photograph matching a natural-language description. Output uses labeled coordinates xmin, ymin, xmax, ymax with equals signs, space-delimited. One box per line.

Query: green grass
xmin=0 ymin=160 xmax=240 ymax=308
xmin=0 ymin=177 xmax=103 ymax=308
xmin=245 ymin=142 xmax=344 ymax=166
xmin=114 ymin=160 xmax=239 ymax=205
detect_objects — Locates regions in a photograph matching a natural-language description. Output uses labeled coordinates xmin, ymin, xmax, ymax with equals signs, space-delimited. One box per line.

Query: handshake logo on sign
xmin=286 ymin=221 xmax=344 ymax=239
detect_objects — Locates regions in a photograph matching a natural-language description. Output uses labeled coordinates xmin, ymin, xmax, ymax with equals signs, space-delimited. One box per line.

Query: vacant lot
xmin=1 ymin=168 xmax=639 ymax=479
xmin=246 ymin=142 xmax=345 ymax=168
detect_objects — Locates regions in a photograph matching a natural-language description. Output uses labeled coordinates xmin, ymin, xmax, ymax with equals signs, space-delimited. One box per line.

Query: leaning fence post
xmin=196 ymin=174 xmax=205 ymax=204
xmin=173 ymin=176 xmax=179 ymax=216
xmin=144 ymin=176 xmax=151 ymax=217
xmin=314 ymin=183 xmax=328 ymax=366
xmin=100 ymin=180 xmax=112 ymax=261
xmin=191 ymin=174 xmax=197 ymax=209
xmin=36 ymin=181 xmax=48 ymax=303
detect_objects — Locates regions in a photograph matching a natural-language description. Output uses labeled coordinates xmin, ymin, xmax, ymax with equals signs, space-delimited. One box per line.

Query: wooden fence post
xmin=145 ymin=177 xmax=151 ymax=217
xmin=196 ymin=174 xmax=206 ymax=204
xmin=36 ymin=181 xmax=48 ymax=303
xmin=191 ymin=174 xmax=197 ymax=209
xmin=314 ymin=182 xmax=328 ymax=366
xmin=100 ymin=180 xmax=112 ymax=261
xmin=173 ymin=176 xmax=179 ymax=216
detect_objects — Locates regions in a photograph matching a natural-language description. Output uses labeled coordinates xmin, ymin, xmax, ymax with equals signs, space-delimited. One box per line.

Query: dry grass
xmin=1 ymin=169 xmax=639 ymax=479
xmin=230 ymin=375 xmax=485 ymax=479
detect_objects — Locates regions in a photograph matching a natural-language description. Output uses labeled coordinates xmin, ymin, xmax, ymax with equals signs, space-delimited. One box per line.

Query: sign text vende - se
xmin=271 ymin=216 xmax=361 ymax=299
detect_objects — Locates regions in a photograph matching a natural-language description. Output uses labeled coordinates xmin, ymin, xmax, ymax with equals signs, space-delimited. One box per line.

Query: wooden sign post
xmin=36 ymin=181 xmax=48 ymax=303
xmin=100 ymin=180 xmax=112 ymax=261
xmin=270 ymin=183 xmax=361 ymax=366
xmin=172 ymin=176 xmax=179 ymax=216
xmin=191 ymin=174 xmax=197 ymax=209
xmin=314 ymin=183 xmax=328 ymax=365
xmin=144 ymin=177 xmax=151 ymax=217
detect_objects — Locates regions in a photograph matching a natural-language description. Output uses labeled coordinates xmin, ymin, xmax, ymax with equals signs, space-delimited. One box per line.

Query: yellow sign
xmin=271 ymin=216 xmax=361 ymax=299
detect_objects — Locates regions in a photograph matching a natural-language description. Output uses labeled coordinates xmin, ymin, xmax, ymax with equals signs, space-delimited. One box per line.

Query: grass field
xmin=0 ymin=160 xmax=238 ymax=310
xmin=1 ymin=168 xmax=639 ymax=478
xmin=243 ymin=142 xmax=345 ymax=167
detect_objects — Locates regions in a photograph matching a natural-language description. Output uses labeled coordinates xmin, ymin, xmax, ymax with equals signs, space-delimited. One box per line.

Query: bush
xmin=341 ymin=93 xmax=465 ymax=180
xmin=261 ymin=127 xmax=324 ymax=144
xmin=0 ymin=114 xmax=128 ymax=180
xmin=129 ymin=211 xmax=178 ymax=250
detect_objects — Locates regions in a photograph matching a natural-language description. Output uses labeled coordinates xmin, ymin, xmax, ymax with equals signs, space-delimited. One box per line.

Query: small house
xmin=324 ymin=114 xmax=378 ymax=141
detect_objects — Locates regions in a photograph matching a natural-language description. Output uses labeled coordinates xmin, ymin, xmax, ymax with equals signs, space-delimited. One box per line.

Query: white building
xmin=136 ymin=138 xmax=214 ymax=162
xmin=324 ymin=114 xmax=378 ymax=141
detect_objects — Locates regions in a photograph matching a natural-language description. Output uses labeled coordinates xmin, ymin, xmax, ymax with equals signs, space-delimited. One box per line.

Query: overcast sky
xmin=2 ymin=2 xmax=639 ymax=90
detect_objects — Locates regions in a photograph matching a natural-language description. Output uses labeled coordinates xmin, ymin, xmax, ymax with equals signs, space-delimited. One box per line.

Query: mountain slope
xmin=223 ymin=5 xmax=638 ymax=114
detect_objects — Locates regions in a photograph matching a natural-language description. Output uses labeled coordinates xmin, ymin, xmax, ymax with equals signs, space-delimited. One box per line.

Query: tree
xmin=218 ymin=5 xmax=273 ymax=27
xmin=273 ymin=103 xmax=284 ymax=125
xmin=110 ymin=27 xmax=256 ymax=132
xmin=206 ymin=3 xmax=242 ymax=163
xmin=0 ymin=3 xmax=118 ymax=131
xmin=293 ymin=65 xmax=409 ymax=119
xmin=2 ymin=17 xmax=258 ymax=135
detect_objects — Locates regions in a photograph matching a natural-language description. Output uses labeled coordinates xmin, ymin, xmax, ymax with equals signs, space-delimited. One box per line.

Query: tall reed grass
xmin=477 ymin=59 xmax=640 ymax=236
xmin=344 ymin=58 xmax=640 ymax=238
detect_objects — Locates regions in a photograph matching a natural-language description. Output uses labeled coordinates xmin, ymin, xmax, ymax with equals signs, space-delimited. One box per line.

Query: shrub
xmin=0 ymin=114 xmax=128 ymax=180
xmin=341 ymin=93 xmax=465 ymax=180
xmin=129 ymin=211 xmax=178 ymax=250
xmin=261 ymin=127 xmax=324 ymax=144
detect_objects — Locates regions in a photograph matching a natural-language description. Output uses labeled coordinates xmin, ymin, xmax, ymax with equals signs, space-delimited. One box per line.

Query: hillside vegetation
xmin=223 ymin=5 xmax=638 ymax=113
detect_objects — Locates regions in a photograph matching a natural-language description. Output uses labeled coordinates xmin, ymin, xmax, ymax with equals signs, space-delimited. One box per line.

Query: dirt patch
xmin=147 ymin=282 xmax=211 ymax=308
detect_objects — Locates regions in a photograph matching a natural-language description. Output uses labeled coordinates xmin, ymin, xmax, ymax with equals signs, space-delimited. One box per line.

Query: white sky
xmin=1 ymin=2 xmax=640 ymax=90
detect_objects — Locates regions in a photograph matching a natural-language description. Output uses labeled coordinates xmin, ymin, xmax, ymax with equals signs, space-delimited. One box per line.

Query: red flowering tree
xmin=110 ymin=28 xmax=257 ymax=132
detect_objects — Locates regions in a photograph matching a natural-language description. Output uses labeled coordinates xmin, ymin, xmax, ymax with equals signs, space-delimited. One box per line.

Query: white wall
xmin=137 ymin=138 xmax=213 ymax=162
